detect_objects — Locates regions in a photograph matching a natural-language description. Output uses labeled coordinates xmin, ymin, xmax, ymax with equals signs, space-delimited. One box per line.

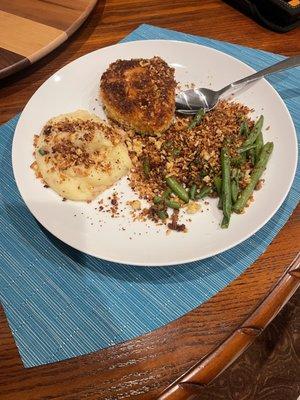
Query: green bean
xmin=189 ymin=184 xmax=197 ymax=200
xmin=188 ymin=108 xmax=205 ymax=130
xmin=237 ymin=143 xmax=257 ymax=153
xmin=233 ymin=142 xmax=274 ymax=213
xmin=162 ymin=188 xmax=172 ymax=199
xmin=247 ymin=147 xmax=255 ymax=165
xmin=239 ymin=121 xmax=250 ymax=136
xmin=254 ymin=131 xmax=264 ymax=164
xmin=214 ymin=176 xmax=223 ymax=209
xmin=165 ymin=177 xmax=189 ymax=203
xmin=195 ymin=185 xmax=211 ymax=200
xmin=221 ymin=147 xmax=232 ymax=228
xmin=231 ymin=168 xmax=238 ymax=180
xmin=153 ymin=196 xmax=162 ymax=204
xmin=221 ymin=215 xmax=230 ymax=229
xmin=240 ymin=115 xmax=263 ymax=151
xmin=38 ymin=148 xmax=46 ymax=156
xmin=231 ymin=180 xmax=239 ymax=203
xmin=142 ymin=157 xmax=150 ymax=177
xmin=165 ymin=199 xmax=180 ymax=210
xmin=214 ymin=176 xmax=222 ymax=197
xmin=156 ymin=210 xmax=168 ymax=220
xmin=231 ymin=155 xmax=246 ymax=167
xmin=154 ymin=188 xmax=172 ymax=205
xmin=218 ymin=197 xmax=223 ymax=210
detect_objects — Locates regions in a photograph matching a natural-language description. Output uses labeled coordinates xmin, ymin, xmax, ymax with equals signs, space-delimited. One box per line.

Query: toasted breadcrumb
xmin=127 ymin=100 xmax=254 ymax=201
xmin=186 ymin=202 xmax=201 ymax=214
xmin=100 ymin=57 xmax=176 ymax=134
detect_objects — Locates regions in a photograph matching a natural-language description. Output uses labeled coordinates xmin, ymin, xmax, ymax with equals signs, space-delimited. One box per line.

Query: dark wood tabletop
xmin=0 ymin=1 xmax=299 ymax=399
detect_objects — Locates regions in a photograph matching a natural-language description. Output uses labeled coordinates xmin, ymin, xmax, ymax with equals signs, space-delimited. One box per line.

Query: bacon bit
xmin=109 ymin=192 xmax=119 ymax=216
xmin=167 ymin=210 xmax=186 ymax=232
xmin=167 ymin=221 xmax=186 ymax=232
xmin=43 ymin=125 xmax=52 ymax=135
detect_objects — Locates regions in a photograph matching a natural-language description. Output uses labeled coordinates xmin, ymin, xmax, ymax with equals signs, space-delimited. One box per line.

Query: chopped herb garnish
xmin=172 ymin=147 xmax=181 ymax=156
xmin=142 ymin=157 xmax=150 ymax=177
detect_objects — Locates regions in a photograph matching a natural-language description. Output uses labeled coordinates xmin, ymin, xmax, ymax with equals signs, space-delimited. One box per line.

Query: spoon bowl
xmin=176 ymin=88 xmax=220 ymax=113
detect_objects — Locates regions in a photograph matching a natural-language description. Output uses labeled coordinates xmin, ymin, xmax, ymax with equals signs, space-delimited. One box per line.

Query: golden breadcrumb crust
xmin=100 ymin=56 xmax=176 ymax=134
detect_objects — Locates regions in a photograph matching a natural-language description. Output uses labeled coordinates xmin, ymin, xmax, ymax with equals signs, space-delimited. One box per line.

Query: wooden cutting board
xmin=0 ymin=0 xmax=97 ymax=79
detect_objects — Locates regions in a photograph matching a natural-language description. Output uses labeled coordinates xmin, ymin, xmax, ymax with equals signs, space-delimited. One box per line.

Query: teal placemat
xmin=0 ymin=24 xmax=299 ymax=367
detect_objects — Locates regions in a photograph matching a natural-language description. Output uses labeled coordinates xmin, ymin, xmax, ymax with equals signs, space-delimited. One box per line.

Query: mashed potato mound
xmin=34 ymin=110 xmax=131 ymax=201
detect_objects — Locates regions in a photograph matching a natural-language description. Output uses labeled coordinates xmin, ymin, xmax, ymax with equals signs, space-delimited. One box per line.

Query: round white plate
xmin=12 ymin=40 xmax=298 ymax=266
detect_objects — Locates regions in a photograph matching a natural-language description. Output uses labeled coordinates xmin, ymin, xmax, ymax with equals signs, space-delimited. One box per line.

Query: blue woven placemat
xmin=0 ymin=24 xmax=299 ymax=368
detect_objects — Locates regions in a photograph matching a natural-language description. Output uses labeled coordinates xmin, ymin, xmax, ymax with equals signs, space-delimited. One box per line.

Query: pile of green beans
xmin=216 ymin=116 xmax=273 ymax=228
xmin=153 ymin=188 xmax=179 ymax=219
xmin=152 ymin=177 xmax=213 ymax=220
xmin=151 ymin=115 xmax=273 ymax=226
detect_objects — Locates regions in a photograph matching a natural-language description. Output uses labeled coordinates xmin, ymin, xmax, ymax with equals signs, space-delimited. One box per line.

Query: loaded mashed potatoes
xmin=32 ymin=110 xmax=131 ymax=201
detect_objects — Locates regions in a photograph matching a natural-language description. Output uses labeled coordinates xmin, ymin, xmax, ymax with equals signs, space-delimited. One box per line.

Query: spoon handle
xmin=219 ymin=55 xmax=300 ymax=96
xmin=234 ymin=55 xmax=300 ymax=85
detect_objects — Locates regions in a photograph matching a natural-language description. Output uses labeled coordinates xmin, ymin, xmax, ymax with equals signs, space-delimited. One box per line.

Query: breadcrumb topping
xmin=100 ymin=56 xmax=176 ymax=133
xmin=35 ymin=117 xmax=124 ymax=173
xmin=126 ymin=100 xmax=254 ymax=201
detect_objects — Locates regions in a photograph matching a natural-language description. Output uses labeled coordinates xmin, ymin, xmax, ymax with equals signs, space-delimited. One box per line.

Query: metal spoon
xmin=176 ymin=55 xmax=300 ymax=115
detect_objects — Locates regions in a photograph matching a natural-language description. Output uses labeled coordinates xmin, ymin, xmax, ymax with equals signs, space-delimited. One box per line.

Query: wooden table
xmin=0 ymin=1 xmax=299 ymax=399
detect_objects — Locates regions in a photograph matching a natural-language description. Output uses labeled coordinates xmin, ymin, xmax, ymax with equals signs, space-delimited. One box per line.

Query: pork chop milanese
xmin=100 ymin=56 xmax=176 ymax=135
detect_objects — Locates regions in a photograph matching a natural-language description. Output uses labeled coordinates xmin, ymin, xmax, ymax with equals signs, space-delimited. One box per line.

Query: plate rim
xmin=12 ymin=39 xmax=298 ymax=266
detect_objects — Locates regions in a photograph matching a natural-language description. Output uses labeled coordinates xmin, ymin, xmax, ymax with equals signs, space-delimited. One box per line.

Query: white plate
xmin=12 ymin=40 xmax=298 ymax=266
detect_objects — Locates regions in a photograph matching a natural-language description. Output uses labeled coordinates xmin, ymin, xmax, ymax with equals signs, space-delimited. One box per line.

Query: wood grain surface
xmin=178 ymin=290 xmax=300 ymax=400
xmin=0 ymin=0 xmax=98 ymax=78
xmin=0 ymin=1 xmax=299 ymax=399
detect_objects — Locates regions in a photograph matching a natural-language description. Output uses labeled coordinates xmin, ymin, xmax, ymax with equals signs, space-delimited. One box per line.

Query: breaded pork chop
xmin=100 ymin=56 xmax=176 ymax=135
